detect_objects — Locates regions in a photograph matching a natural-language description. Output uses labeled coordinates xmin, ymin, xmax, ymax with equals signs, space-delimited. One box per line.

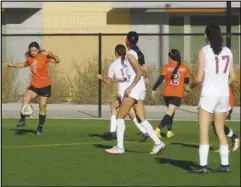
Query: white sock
xmin=132 ymin=117 xmax=146 ymax=134
xmin=110 ymin=115 xmax=116 ymax=133
xmin=141 ymin=120 xmax=162 ymax=145
xmin=227 ymin=128 xmax=234 ymax=138
xmin=220 ymin=145 xmax=229 ymax=166
xmin=116 ymin=119 xmax=125 ymax=150
xmin=199 ymin=145 xmax=209 ymax=166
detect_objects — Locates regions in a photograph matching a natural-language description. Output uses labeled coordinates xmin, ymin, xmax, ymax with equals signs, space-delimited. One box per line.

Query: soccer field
xmin=2 ymin=119 xmax=240 ymax=186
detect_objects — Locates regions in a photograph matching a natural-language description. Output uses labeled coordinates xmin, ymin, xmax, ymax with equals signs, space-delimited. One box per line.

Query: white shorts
xmin=198 ymin=96 xmax=231 ymax=113
xmin=129 ymin=89 xmax=146 ymax=101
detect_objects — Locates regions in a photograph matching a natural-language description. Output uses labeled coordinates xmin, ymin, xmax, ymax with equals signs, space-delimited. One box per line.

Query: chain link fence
xmin=2 ymin=33 xmax=240 ymax=119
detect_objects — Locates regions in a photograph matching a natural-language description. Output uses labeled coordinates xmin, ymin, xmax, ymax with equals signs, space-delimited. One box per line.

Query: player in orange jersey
xmin=6 ymin=42 xmax=60 ymax=135
xmin=152 ymin=49 xmax=190 ymax=138
xmin=212 ymin=84 xmax=239 ymax=152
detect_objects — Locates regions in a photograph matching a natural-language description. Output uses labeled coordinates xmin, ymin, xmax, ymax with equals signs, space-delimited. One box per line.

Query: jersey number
xmin=215 ymin=56 xmax=230 ymax=74
xmin=33 ymin=60 xmax=38 ymax=73
xmin=171 ymin=72 xmax=180 ymax=85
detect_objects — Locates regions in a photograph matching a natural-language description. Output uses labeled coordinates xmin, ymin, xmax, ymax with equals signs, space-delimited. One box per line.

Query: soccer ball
xmin=21 ymin=104 xmax=34 ymax=117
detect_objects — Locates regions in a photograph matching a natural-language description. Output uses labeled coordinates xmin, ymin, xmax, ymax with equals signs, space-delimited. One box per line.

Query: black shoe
xmin=103 ymin=132 xmax=116 ymax=139
xmin=16 ymin=120 xmax=26 ymax=127
xmin=214 ymin=165 xmax=230 ymax=172
xmin=189 ymin=166 xmax=208 ymax=174
xmin=36 ymin=127 xmax=43 ymax=136
xmin=140 ymin=133 xmax=149 ymax=142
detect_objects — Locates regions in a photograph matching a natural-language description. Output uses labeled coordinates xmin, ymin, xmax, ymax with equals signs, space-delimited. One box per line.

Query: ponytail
xmin=168 ymin=49 xmax=182 ymax=80
xmin=130 ymin=44 xmax=145 ymax=66
xmin=205 ymin=24 xmax=223 ymax=55
xmin=115 ymin=44 xmax=126 ymax=64
xmin=121 ymin=53 xmax=126 ymax=63
xmin=209 ymin=35 xmax=223 ymax=55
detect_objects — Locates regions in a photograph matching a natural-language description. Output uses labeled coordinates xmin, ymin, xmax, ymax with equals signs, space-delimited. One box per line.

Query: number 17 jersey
xmin=161 ymin=63 xmax=190 ymax=98
xmin=201 ymin=45 xmax=233 ymax=97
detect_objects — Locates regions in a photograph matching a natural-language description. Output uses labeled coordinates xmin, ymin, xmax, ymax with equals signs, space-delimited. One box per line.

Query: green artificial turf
xmin=2 ymin=119 xmax=240 ymax=186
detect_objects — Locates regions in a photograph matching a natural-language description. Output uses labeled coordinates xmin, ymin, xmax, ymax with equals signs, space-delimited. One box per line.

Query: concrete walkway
xmin=2 ymin=103 xmax=240 ymax=121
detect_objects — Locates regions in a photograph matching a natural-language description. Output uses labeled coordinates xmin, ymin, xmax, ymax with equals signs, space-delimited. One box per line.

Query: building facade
xmin=2 ymin=2 xmax=240 ymax=96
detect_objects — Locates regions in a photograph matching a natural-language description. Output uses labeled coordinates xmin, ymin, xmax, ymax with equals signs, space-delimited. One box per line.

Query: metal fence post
xmin=98 ymin=33 xmax=102 ymax=118
xmin=226 ymin=1 xmax=232 ymax=49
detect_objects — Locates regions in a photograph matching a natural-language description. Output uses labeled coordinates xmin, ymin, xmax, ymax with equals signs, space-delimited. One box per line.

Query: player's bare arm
xmin=6 ymin=62 xmax=29 ymax=68
xmin=190 ymin=49 xmax=205 ymax=89
xmin=143 ymin=64 xmax=150 ymax=84
xmin=97 ymin=74 xmax=124 ymax=85
xmin=97 ymin=74 xmax=111 ymax=84
xmin=47 ymin=51 xmax=60 ymax=63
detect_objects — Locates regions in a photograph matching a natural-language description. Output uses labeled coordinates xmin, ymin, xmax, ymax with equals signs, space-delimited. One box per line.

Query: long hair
xmin=115 ymin=44 xmax=126 ymax=63
xmin=126 ymin=31 xmax=145 ymax=65
xmin=169 ymin=49 xmax=181 ymax=80
xmin=205 ymin=24 xmax=223 ymax=55
xmin=25 ymin=42 xmax=41 ymax=57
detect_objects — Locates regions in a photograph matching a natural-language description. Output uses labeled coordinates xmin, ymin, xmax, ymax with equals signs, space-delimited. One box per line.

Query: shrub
xmin=2 ymin=59 xmax=240 ymax=106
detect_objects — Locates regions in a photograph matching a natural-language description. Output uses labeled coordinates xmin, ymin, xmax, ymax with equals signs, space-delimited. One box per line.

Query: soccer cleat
xmin=105 ymin=146 xmax=125 ymax=155
xmin=215 ymin=165 xmax=230 ymax=172
xmin=140 ymin=133 xmax=149 ymax=142
xmin=189 ymin=166 xmax=208 ymax=174
xmin=149 ymin=143 xmax=165 ymax=155
xmin=154 ymin=128 xmax=162 ymax=139
xmin=36 ymin=127 xmax=43 ymax=136
xmin=230 ymin=137 xmax=240 ymax=152
xmin=16 ymin=120 xmax=26 ymax=127
xmin=166 ymin=131 xmax=174 ymax=138
xmin=103 ymin=132 xmax=116 ymax=139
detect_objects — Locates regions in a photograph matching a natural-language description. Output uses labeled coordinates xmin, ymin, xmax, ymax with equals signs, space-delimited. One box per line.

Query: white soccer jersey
xmin=124 ymin=49 xmax=146 ymax=100
xmin=124 ymin=50 xmax=146 ymax=90
xmin=201 ymin=45 xmax=233 ymax=97
xmin=108 ymin=58 xmax=127 ymax=98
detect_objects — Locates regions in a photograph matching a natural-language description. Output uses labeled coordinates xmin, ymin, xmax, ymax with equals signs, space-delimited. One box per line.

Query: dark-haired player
xmin=97 ymin=44 xmax=148 ymax=141
xmin=6 ymin=42 xmax=60 ymax=135
xmin=187 ymin=24 xmax=235 ymax=173
xmin=152 ymin=49 xmax=190 ymax=138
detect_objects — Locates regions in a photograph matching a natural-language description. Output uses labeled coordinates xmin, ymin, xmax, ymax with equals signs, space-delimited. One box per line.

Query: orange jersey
xmin=26 ymin=53 xmax=52 ymax=88
xmin=229 ymin=85 xmax=235 ymax=108
xmin=161 ymin=63 xmax=190 ymax=98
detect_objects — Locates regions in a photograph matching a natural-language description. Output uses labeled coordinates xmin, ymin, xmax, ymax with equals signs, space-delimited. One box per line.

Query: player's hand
xmin=5 ymin=63 xmax=15 ymax=67
xmin=125 ymin=87 xmax=133 ymax=97
xmin=41 ymin=50 xmax=48 ymax=55
xmin=116 ymin=78 xmax=124 ymax=82
xmin=47 ymin=51 xmax=53 ymax=57
xmin=184 ymin=85 xmax=191 ymax=92
xmin=152 ymin=90 xmax=157 ymax=98
xmin=97 ymin=74 xmax=102 ymax=80
xmin=144 ymin=78 xmax=150 ymax=84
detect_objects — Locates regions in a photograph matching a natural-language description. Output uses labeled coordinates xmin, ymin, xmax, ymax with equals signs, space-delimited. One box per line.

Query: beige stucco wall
xmin=42 ymin=2 xmax=130 ymax=74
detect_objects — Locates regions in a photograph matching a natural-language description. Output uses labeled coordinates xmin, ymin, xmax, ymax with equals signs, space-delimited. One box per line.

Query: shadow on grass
xmin=10 ymin=129 xmax=36 ymax=135
xmin=92 ymin=143 xmax=146 ymax=153
xmin=155 ymin=157 xmax=200 ymax=171
xmin=171 ymin=142 xmax=215 ymax=151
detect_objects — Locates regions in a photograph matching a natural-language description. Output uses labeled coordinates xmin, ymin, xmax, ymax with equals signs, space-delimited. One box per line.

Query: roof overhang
xmin=112 ymin=2 xmax=240 ymax=9
xmin=2 ymin=2 xmax=42 ymax=9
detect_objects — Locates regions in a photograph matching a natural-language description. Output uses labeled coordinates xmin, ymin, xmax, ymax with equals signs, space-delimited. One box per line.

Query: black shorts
xmin=28 ymin=85 xmax=51 ymax=97
xmin=163 ymin=96 xmax=182 ymax=107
